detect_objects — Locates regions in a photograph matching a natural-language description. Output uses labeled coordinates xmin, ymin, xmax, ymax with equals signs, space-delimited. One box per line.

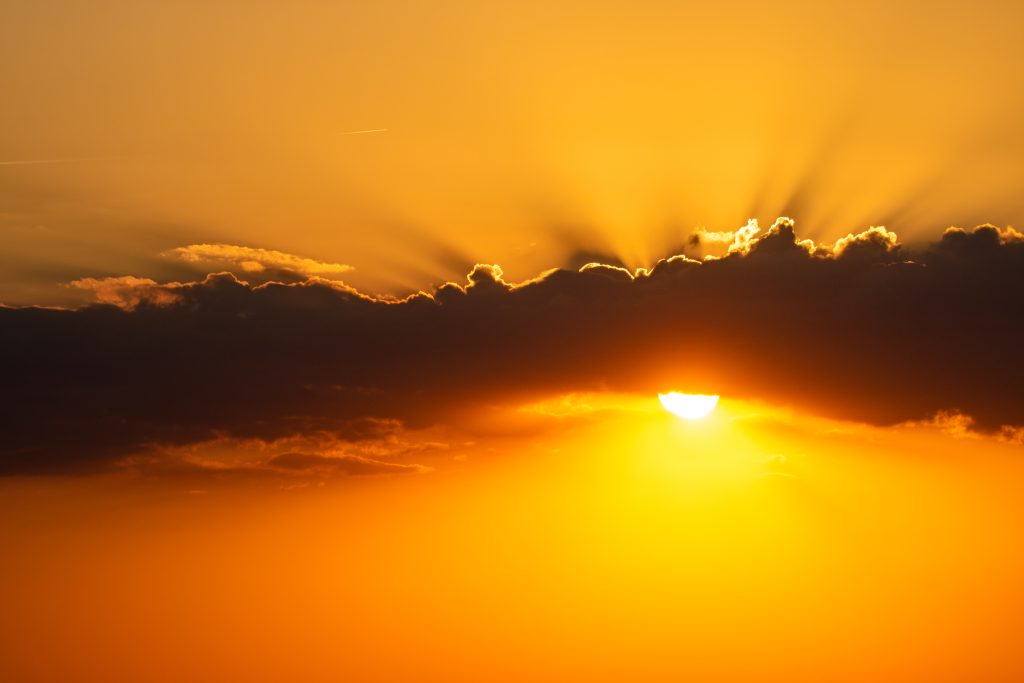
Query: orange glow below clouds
xmin=3 ymin=395 xmax=1024 ymax=681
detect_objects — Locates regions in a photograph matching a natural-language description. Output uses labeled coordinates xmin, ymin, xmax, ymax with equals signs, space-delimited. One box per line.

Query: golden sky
xmin=3 ymin=2 xmax=1024 ymax=681
xmin=3 ymin=0 xmax=1024 ymax=304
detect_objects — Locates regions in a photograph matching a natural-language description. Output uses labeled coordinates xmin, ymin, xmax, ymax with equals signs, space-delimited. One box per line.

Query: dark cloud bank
xmin=2 ymin=220 xmax=1023 ymax=474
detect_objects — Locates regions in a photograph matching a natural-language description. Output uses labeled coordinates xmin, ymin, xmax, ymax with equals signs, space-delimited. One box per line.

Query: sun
xmin=658 ymin=392 xmax=719 ymax=420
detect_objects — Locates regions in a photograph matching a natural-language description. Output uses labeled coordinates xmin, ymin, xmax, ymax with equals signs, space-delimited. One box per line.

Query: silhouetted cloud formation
xmin=3 ymin=219 xmax=1023 ymax=474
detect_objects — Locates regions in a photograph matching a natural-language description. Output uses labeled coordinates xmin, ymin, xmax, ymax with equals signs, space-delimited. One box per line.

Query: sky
xmin=3 ymin=1 xmax=1024 ymax=681
xmin=3 ymin=0 xmax=1024 ymax=304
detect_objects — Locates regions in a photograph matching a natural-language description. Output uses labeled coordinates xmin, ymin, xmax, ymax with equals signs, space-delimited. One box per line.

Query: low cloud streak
xmin=166 ymin=243 xmax=353 ymax=279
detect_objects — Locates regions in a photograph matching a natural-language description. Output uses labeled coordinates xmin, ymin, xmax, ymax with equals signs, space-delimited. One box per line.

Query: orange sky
xmin=3 ymin=1 xmax=1024 ymax=304
xmin=3 ymin=2 xmax=1024 ymax=681
xmin=4 ymin=398 xmax=1024 ymax=681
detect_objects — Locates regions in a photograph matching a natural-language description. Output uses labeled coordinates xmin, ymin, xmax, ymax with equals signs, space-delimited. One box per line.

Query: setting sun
xmin=657 ymin=392 xmax=720 ymax=420
xmin=3 ymin=2 xmax=1024 ymax=682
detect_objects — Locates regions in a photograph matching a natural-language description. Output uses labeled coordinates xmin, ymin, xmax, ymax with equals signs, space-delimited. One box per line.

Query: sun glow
xmin=658 ymin=392 xmax=720 ymax=420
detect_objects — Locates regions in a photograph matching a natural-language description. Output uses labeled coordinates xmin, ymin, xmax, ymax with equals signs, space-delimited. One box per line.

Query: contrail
xmin=0 ymin=157 xmax=108 ymax=167
xmin=341 ymin=128 xmax=388 ymax=136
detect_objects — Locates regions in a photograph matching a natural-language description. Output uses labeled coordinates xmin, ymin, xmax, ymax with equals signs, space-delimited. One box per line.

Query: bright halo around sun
xmin=658 ymin=392 xmax=720 ymax=420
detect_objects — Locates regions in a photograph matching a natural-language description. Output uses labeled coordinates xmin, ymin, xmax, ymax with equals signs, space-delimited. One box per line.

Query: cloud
xmin=689 ymin=229 xmax=735 ymax=244
xmin=908 ymin=410 xmax=981 ymax=440
xmin=832 ymin=226 xmax=900 ymax=259
xmin=692 ymin=219 xmax=898 ymax=259
xmin=165 ymin=243 xmax=353 ymax=278
xmin=67 ymin=275 xmax=183 ymax=309
xmin=267 ymin=452 xmax=429 ymax=476
xmin=3 ymin=219 xmax=1024 ymax=474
